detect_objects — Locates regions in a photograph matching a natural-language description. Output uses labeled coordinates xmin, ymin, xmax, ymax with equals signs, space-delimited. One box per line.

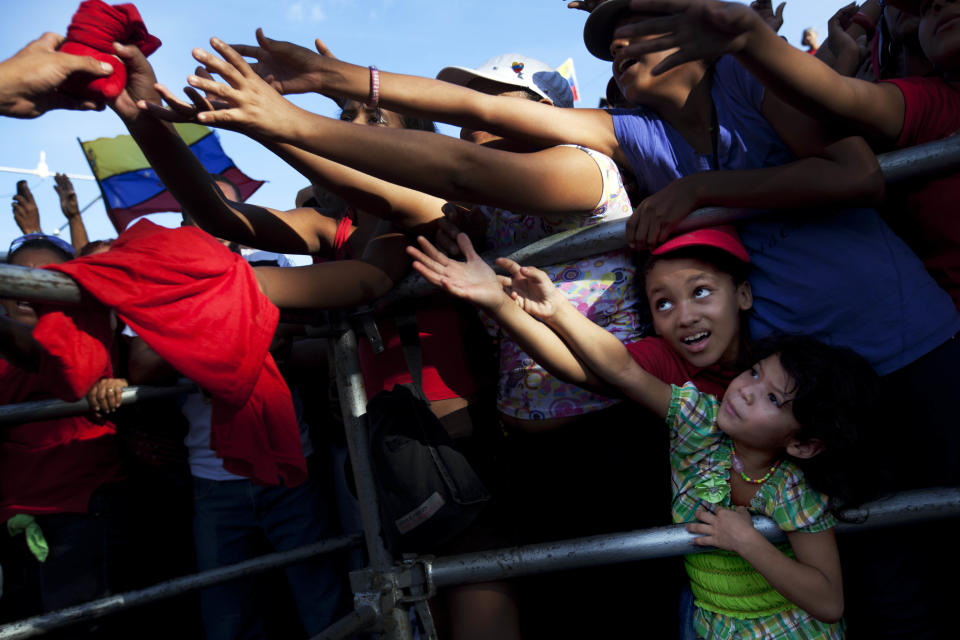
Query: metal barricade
xmin=2 ymin=135 xmax=960 ymax=637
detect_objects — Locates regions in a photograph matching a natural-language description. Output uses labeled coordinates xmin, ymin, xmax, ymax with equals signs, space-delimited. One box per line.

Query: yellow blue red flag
xmin=79 ymin=124 xmax=264 ymax=232
xmin=555 ymin=58 xmax=580 ymax=103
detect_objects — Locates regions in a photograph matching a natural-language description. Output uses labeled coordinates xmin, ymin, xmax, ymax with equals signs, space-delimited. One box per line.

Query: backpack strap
xmin=395 ymin=310 xmax=429 ymax=404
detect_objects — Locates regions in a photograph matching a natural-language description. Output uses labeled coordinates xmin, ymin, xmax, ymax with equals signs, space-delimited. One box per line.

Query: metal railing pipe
xmin=0 ymin=383 xmax=197 ymax=426
xmin=329 ymin=326 xmax=413 ymax=640
xmin=0 ymin=263 xmax=81 ymax=303
xmin=0 ymin=535 xmax=361 ymax=640
xmin=428 ymin=487 xmax=960 ymax=588
xmin=877 ymin=134 xmax=960 ymax=183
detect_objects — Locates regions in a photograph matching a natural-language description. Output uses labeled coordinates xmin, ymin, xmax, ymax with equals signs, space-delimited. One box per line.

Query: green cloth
xmin=7 ymin=514 xmax=48 ymax=562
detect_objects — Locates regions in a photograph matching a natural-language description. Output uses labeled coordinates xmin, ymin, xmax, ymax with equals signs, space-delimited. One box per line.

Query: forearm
xmin=736 ymin=531 xmax=844 ymax=622
xmin=67 ymin=216 xmax=89 ymax=253
xmin=736 ymin=12 xmax=893 ymax=139
xmin=485 ymin=295 xmax=611 ymax=394
xmin=120 ymin=112 xmax=263 ymax=243
xmin=313 ymin=59 xmax=616 ymax=155
xmin=686 ymin=147 xmax=883 ymax=210
xmin=548 ymin=303 xmax=670 ymax=416
xmin=276 ymin=111 xmax=601 ymax=214
xmin=265 ymin=140 xmax=445 ymax=232
xmin=254 ymin=259 xmax=397 ymax=309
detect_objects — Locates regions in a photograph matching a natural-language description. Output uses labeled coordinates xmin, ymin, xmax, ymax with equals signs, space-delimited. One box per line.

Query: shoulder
xmin=756 ymin=462 xmax=836 ymax=532
xmin=667 ymin=382 xmax=719 ymax=429
xmin=882 ymin=76 xmax=960 ymax=145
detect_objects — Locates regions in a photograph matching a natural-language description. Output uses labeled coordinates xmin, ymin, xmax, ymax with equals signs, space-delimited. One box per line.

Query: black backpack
xmin=366 ymin=312 xmax=490 ymax=555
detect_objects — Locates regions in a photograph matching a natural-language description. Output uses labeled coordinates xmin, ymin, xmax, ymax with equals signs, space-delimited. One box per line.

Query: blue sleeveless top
xmin=610 ymin=56 xmax=959 ymax=375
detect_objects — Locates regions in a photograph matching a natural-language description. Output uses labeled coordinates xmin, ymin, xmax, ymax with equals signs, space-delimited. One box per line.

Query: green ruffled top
xmin=667 ymin=384 xmax=842 ymax=639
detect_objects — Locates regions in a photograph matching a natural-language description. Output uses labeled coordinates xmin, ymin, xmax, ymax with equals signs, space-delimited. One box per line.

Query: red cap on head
xmin=651 ymin=226 xmax=750 ymax=263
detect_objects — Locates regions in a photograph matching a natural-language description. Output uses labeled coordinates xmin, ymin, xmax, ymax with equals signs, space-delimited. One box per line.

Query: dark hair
xmin=400 ymin=114 xmax=437 ymax=133
xmin=79 ymin=239 xmax=113 ymax=256
xmin=746 ymin=334 xmax=880 ymax=514
xmin=7 ymin=238 xmax=73 ymax=264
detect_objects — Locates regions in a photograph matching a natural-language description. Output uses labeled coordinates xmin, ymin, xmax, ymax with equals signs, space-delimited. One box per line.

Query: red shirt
xmin=0 ymin=352 xmax=122 ymax=522
xmin=884 ymin=76 xmax=960 ymax=308
xmin=357 ymin=304 xmax=479 ymax=402
xmin=625 ymin=336 xmax=736 ymax=399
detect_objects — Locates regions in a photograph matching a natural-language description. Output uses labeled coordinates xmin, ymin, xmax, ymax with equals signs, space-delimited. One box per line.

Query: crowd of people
xmin=0 ymin=0 xmax=958 ymax=638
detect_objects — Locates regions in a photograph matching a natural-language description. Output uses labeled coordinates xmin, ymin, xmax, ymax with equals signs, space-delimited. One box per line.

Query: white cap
xmin=436 ymin=53 xmax=574 ymax=108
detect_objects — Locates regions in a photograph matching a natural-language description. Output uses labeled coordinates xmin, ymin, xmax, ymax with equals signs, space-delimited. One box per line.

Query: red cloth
xmin=0 ymin=350 xmax=122 ymax=522
xmin=60 ymin=0 xmax=161 ymax=100
xmin=357 ymin=305 xmax=479 ymax=402
xmin=46 ymin=220 xmax=306 ymax=486
xmin=624 ymin=336 xmax=736 ymax=399
xmin=882 ymin=76 xmax=960 ymax=308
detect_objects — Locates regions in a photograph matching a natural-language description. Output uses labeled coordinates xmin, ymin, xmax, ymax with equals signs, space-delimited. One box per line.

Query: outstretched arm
xmin=163 ymin=39 xmax=606 ymax=216
xmin=616 ymin=0 xmax=904 ymax=142
xmin=147 ymin=81 xmax=447 ymax=235
xmin=688 ymin=507 xmax=844 ymax=622
xmin=108 ymin=43 xmax=340 ymax=255
xmin=222 ymin=30 xmax=622 ymax=162
xmin=407 ymin=233 xmax=611 ymax=392
xmin=253 ymin=219 xmax=411 ymax=309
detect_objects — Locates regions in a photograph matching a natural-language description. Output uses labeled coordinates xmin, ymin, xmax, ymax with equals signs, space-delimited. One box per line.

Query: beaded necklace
xmin=731 ymin=448 xmax=780 ymax=485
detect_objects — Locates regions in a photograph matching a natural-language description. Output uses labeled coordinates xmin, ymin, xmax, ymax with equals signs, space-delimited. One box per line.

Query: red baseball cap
xmin=650 ymin=225 xmax=750 ymax=263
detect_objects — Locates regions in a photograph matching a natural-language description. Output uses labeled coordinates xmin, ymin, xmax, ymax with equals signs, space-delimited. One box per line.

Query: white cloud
xmin=286 ymin=2 xmax=327 ymax=22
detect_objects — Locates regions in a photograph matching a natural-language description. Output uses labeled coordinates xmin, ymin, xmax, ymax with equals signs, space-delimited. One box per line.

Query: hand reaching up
xmin=148 ymin=37 xmax=305 ymax=141
xmin=407 ymin=233 xmax=510 ymax=312
xmin=229 ymin=28 xmax=330 ymax=95
xmin=109 ymin=41 xmax=161 ymax=122
xmin=613 ymin=0 xmax=759 ymax=76
xmin=53 ymin=173 xmax=80 ymax=220
xmin=749 ymin=0 xmax=785 ymax=33
xmin=12 ymin=181 xmax=41 ymax=234
xmin=496 ymin=259 xmax=567 ymax=323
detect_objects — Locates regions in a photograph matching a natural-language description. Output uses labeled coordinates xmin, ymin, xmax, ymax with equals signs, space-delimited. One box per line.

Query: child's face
xmin=610 ymin=14 xmax=692 ymax=105
xmin=717 ymin=354 xmax=801 ymax=451
xmin=645 ymin=256 xmax=751 ymax=368
xmin=917 ymin=0 xmax=960 ymax=72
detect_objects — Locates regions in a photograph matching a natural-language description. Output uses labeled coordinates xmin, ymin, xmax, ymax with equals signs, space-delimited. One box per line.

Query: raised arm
xmin=616 ymin=0 xmax=904 ymax=142
xmin=147 ymin=82 xmax=447 ymax=235
xmin=406 ymin=233 xmax=611 ymax=393
xmin=168 ymin=40 xmax=606 ymax=216
xmin=53 ymin=174 xmax=90 ymax=252
xmin=225 ymin=30 xmax=621 ymax=161
xmin=107 ymin=43 xmax=341 ymax=255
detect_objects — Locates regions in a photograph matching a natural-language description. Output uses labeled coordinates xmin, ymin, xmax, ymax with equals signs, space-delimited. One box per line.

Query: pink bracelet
xmin=366 ymin=66 xmax=380 ymax=109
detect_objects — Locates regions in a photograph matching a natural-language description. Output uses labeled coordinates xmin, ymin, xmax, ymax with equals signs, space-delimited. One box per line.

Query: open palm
xmin=230 ymin=28 xmax=329 ymax=95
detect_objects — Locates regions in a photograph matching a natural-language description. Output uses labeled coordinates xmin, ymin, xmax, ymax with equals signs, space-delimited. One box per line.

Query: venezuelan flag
xmin=80 ymin=124 xmax=265 ymax=232
xmin=555 ymin=58 xmax=580 ymax=103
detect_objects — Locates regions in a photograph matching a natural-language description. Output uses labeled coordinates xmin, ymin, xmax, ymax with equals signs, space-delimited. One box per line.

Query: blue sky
xmin=1 ymin=0 xmax=848 ymax=264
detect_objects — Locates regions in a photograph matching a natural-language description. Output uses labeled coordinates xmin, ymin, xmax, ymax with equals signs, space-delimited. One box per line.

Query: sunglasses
xmin=8 ymin=233 xmax=75 ymax=258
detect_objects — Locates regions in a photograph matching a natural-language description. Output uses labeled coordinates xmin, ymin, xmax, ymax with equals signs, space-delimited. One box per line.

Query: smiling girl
xmin=408 ymin=230 xmax=877 ymax=639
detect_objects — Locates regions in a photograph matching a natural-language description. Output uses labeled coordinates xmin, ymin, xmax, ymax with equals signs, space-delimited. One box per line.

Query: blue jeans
xmin=678 ymin=586 xmax=699 ymax=640
xmin=192 ymin=455 xmax=346 ymax=640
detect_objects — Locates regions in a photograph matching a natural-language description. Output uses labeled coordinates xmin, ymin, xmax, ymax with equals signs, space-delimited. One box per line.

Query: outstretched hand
xmin=496 ymin=259 xmax=565 ymax=322
xmin=160 ymin=37 xmax=305 ymax=140
xmin=749 ymin=0 xmax=786 ymax=33
xmin=229 ymin=28 xmax=330 ymax=95
xmin=0 ymin=32 xmax=112 ymax=118
xmin=613 ymin=0 xmax=760 ymax=75
xmin=406 ymin=233 xmax=510 ymax=312
xmin=109 ymin=41 xmax=160 ymax=122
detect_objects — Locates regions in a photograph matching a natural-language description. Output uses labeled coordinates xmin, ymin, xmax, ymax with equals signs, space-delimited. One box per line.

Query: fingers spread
xmin=210 ymin=37 xmax=256 ymax=81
